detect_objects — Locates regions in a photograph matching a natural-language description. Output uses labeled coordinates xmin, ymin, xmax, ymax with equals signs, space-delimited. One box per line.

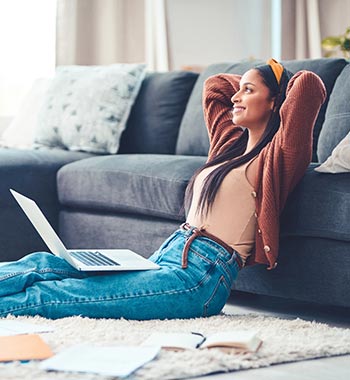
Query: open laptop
xmin=10 ymin=189 xmax=159 ymax=272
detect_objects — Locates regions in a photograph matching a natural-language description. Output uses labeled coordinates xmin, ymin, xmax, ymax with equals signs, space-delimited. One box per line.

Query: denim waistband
xmin=180 ymin=223 xmax=243 ymax=270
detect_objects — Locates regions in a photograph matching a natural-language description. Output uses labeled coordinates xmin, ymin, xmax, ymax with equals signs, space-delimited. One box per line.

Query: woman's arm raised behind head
xmin=279 ymin=70 xmax=327 ymax=153
xmin=203 ymin=74 xmax=244 ymax=160
xmin=275 ymin=70 xmax=327 ymax=205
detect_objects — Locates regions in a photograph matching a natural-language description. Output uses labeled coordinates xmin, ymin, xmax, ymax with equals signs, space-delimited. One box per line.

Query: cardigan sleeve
xmin=280 ymin=70 xmax=327 ymax=153
xmin=277 ymin=70 xmax=327 ymax=199
xmin=203 ymin=74 xmax=244 ymax=160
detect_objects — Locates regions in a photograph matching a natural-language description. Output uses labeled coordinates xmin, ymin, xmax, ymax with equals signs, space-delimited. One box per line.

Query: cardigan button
xmin=258 ymin=228 xmax=262 ymax=234
xmin=264 ymin=245 xmax=271 ymax=253
xmin=267 ymin=262 xmax=278 ymax=270
xmin=251 ymin=191 xmax=257 ymax=198
xmin=254 ymin=212 xmax=258 ymax=218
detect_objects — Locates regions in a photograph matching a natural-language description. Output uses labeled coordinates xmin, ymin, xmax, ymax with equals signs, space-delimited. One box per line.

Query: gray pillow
xmin=34 ymin=63 xmax=146 ymax=154
xmin=317 ymin=63 xmax=350 ymax=163
xmin=119 ymin=71 xmax=198 ymax=154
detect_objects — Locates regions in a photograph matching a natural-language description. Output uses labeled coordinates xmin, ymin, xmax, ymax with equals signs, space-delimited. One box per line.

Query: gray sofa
xmin=1 ymin=58 xmax=349 ymax=308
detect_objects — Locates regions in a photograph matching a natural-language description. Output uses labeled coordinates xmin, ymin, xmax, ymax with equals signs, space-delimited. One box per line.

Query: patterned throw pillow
xmin=34 ymin=63 xmax=147 ymax=154
xmin=315 ymin=131 xmax=350 ymax=173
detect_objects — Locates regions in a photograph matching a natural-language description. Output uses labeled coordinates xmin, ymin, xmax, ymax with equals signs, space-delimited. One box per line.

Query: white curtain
xmin=145 ymin=0 xmax=169 ymax=71
xmin=281 ymin=0 xmax=350 ymax=60
xmin=295 ymin=0 xmax=322 ymax=58
xmin=56 ymin=0 xmax=145 ymax=66
xmin=282 ymin=0 xmax=322 ymax=59
xmin=0 ymin=0 xmax=56 ymax=129
xmin=56 ymin=0 xmax=170 ymax=70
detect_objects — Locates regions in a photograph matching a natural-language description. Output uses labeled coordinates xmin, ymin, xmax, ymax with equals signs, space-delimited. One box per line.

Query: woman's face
xmin=231 ymin=69 xmax=275 ymax=130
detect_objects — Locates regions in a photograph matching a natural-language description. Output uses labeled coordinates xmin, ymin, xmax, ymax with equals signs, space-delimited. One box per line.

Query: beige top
xmin=186 ymin=158 xmax=258 ymax=264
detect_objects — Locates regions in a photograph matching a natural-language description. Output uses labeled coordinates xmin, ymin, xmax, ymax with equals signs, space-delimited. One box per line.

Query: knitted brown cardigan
xmin=203 ymin=70 xmax=326 ymax=270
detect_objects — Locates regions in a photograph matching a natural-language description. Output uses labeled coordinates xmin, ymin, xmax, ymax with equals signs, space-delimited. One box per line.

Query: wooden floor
xmin=195 ymin=291 xmax=350 ymax=380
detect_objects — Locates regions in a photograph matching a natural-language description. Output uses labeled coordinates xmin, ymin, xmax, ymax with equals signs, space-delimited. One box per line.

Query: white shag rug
xmin=0 ymin=313 xmax=350 ymax=380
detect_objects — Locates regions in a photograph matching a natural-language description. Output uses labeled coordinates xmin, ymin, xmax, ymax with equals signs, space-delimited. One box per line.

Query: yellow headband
xmin=267 ymin=58 xmax=283 ymax=85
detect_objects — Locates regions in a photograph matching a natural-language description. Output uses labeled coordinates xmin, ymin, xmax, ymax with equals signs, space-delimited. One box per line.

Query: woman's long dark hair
xmin=184 ymin=62 xmax=293 ymax=217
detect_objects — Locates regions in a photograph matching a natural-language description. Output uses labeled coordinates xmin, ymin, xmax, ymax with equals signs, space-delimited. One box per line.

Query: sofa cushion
xmin=317 ymin=63 xmax=350 ymax=163
xmin=119 ymin=71 xmax=198 ymax=155
xmin=281 ymin=164 xmax=350 ymax=241
xmin=176 ymin=58 xmax=347 ymax=162
xmin=59 ymin=211 xmax=180 ymax=257
xmin=34 ymin=63 xmax=146 ymax=154
xmin=57 ymin=154 xmax=207 ymax=221
xmin=234 ymin=236 xmax=350 ymax=307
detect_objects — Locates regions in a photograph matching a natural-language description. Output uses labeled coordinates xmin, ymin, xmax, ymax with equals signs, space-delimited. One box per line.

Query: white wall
xmin=166 ymin=0 xmax=272 ymax=70
xmin=166 ymin=0 xmax=350 ymax=69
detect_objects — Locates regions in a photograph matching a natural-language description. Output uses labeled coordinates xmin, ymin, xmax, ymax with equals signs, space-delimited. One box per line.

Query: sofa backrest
xmin=317 ymin=63 xmax=350 ymax=162
xmin=119 ymin=70 xmax=198 ymax=155
xmin=175 ymin=58 xmax=348 ymax=162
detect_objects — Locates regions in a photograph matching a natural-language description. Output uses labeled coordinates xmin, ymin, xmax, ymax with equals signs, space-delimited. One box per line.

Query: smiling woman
xmin=0 ymin=58 xmax=327 ymax=320
xmin=0 ymin=0 xmax=56 ymax=125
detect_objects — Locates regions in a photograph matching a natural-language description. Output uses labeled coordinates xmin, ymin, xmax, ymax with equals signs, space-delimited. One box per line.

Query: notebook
xmin=0 ymin=334 xmax=53 ymax=362
xmin=10 ymin=189 xmax=159 ymax=272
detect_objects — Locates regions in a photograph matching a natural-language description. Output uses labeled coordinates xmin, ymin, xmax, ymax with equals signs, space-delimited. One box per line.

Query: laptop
xmin=10 ymin=189 xmax=159 ymax=272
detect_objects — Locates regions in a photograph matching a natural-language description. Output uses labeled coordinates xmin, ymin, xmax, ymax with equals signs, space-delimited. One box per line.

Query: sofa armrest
xmin=0 ymin=148 xmax=92 ymax=261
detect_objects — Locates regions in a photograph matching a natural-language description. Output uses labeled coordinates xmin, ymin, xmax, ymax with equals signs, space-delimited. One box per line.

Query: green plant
xmin=322 ymin=27 xmax=350 ymax=59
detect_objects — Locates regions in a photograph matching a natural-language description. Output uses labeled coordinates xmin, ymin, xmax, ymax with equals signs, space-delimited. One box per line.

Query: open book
xmin=142 ymin=330 xmax=262 ymax=353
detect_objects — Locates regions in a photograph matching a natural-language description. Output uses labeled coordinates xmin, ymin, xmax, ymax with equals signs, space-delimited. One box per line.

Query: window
xmin=271 ymin=0 xmax=282 ymax=60
xmin=0 ymin=0 xmax=56 ymax=122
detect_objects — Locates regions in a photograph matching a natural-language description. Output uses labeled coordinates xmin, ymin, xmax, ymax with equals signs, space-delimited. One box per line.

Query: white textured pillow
xmin=34 ymin=63 xmax=147 ymax=154
xmin=0 ymin=78 xmax=50 ymax=148
xmin=315 ymin=131 xmax=350 ymax=173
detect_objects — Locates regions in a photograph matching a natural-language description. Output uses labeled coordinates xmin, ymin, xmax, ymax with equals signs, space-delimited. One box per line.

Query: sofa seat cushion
xmin=57 ymin=154 xmax=207 ymax=221
xmin=281 ymin=164 xmax=350 ymax=241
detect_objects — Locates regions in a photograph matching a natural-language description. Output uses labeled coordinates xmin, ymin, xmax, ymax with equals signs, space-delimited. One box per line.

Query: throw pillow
xmin=118 ymin=71 xmax=198 ymax=155
xmin=0 ymin=78 xmax=50 ymax=149
xmin=314 ymin=131 xmax=350 ymax=173
xmin=34 ymin=63 xmax=147 ymax=154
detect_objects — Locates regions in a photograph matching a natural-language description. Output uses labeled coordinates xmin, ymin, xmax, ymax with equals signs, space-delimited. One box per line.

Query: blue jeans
xmin=0 ymin=226 xmax=241 ymax=320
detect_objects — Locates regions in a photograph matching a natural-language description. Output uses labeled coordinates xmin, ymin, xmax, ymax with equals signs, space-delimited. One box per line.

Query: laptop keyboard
xmin=70 ymin=251 xmax=120 ymax=266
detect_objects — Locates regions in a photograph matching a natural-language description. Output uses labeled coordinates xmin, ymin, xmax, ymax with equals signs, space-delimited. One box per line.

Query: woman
xmin=0 ymin=59 xmax=326 ymax=320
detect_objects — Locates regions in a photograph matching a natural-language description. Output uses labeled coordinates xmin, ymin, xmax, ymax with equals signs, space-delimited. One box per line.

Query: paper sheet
xmin=40 ymin=344 xmax=160 ymax=377
xmin=0 ymin=320 xmax=54 ymax=336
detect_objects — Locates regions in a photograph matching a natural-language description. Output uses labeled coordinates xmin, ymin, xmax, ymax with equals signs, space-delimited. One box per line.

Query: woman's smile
xmin=233 ymin=105 xmax=245 ymax=114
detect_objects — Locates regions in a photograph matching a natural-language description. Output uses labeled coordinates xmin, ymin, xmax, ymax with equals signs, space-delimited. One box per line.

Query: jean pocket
xmin=203 ymin=275 xmax=231 ymax=317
